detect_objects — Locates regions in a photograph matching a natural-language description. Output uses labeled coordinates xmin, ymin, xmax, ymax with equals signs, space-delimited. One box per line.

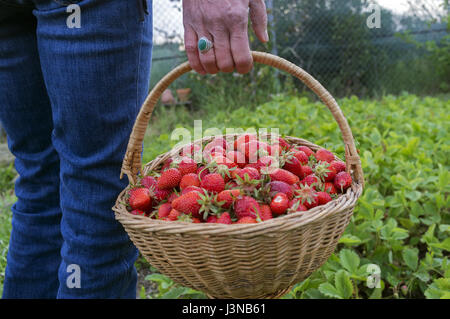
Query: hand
xmin=183 ymin=0 xmax=268 ymax=75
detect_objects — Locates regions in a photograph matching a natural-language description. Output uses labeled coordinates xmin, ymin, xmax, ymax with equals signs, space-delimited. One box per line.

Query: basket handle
xmin=121 ymin=51 xmax=364 ymax=187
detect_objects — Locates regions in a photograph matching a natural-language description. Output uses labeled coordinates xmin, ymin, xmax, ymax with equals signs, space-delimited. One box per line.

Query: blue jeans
xmin=0 ymin=0 xmax=152 ymax=298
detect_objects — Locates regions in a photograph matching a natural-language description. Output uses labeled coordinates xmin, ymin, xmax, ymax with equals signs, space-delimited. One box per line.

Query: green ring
xmin=198 ymin=37 xmax=212 ymax=53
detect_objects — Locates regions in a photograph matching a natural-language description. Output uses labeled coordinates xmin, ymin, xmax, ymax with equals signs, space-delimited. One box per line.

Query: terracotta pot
xmin=161 ymin=89 xmax=175 ymax=105
xmin=176 ymin=88 xmax=191 ymax=102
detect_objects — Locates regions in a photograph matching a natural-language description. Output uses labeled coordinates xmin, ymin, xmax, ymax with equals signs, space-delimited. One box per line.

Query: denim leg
xmin=0 ymin=5 xmax=63 ymax=298
xmin=32 ymin=0 xmax=153 ymax=298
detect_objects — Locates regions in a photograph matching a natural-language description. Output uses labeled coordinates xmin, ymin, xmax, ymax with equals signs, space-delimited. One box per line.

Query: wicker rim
xmin=120 ymin=51 xmax=364 ymax=187
xmin=113 ymin=134 xmax=363 ymax=236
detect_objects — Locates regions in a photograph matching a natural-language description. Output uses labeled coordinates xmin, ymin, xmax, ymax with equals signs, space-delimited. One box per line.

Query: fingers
xmin=249 ymin=0 xmax=269 ymax=43
xmin=229 ymin=18 xmax=253 ymax=74
xmin=210 ymin=28 xmax=234 ymax=73
xmin=195 ymin=29 xmax=219 ymax=74
xmin=184 ymin=24 xmax=206 ymax=75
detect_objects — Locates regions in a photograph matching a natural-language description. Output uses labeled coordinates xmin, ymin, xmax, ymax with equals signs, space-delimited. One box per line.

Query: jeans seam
xmin=135 ymin=22 xmax=144 ymax=113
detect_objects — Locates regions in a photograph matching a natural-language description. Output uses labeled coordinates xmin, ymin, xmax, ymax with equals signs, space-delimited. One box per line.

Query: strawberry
xmin=236 ymin=216 xmax=258 ymax=224
xmin=171 ymin=191 xmax=202 ymax=217
xmin=282 ymin=154 xmax=303 ymax=177
xmin=192 ymin=217 xmax=202 ymax=223
xmin=130 ymin=209 xmax=146 ymax=216
xmin=296 ymin=146 xmax=315 ymax=158
xmin=161 ymin=158 xmax=173 ymax=171
xmin=140 ymin=176 xmax=157 ymax=189
xmin=234 ymin=196 xmax=260 ymax=219
xmin=293 ymin=150 xmax=309 ymax=165
xmin=324 ymin=182 xmax=338 ymax=195
xmin=167 ymin=209 xmax=181 ymax=221
xmin=257 ymin=155 xmax=279 ymax=172
xmin=180 ymin=173 xmax=200 ymax=190
xmin=317 ymin=191 xmax=332 ymax=205
xmin=158 ymin=203 xmax=172 ymax=219
xmin=157 ymin=168 xmax=182 ymax=190
xmin=300 ymin=166 xmax=313 ymax=179
xmin=236 ymin=167 xmax=260 ymax=181
xmin=226 ymin=150 xmax=246 ymax=168
xmin=176 ymin=156 xmax=198 ymax=175
xmin=203 ymin=145 xmax=226 ymax=162
xmin=128 ymin=187 xmax=152 ymax=211
xmin=201 ymin=173 xmax=225 ymax=193
xmin=269 ymin=168 xmax=299 ymax=185
xmin=234 ymin=134 xmax=257 ymax=151
xmin=330 ymin=160 xmax=346 ymax=174
xmin=259 ymin=204 xmax=273 ymax=221
xmin=167 ymin=192 xmax=178 ymax=203
xmin=206 ymin=215 xmax=218 ymax=223
xmin=268 ymin=143 xmax=283 ymax=156
xmin=301 ymin=174 xmax=321 ymax=188
xmin=334 ymin=171 xmax=352 ymax=192
xmin=315 ymin=148 xmax=335 ymax=163
xmin=314 ymin=162 xmax=336 ymax=183
xmin=216 ymin=189 xmax=241 ymax=209
xmin=287 ymin=199 xmax=308 ymax=213
xmin=217 ymin=212 xmax=232 ymax=224
xmin=154 ymin=188 xmax=172 ymax=202
xmin=278 ymin=137 xmax=291 ymax=151
xmin=197 ymin=166 xmax=210 ymax=180
xmin=180 ymin=143 xmax=202 ymax=157
xmin=268 ymin=181 xmax=294 ymax=199
xmin=181 ymin=185 xmax=203 ymax=195
xmin=270 ymin=193 xmax=289 ymax=215
xmin=295 ymin=184 xmax=319 ymax=209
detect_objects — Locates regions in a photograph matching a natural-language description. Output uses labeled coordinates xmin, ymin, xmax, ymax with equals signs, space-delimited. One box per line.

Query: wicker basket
xmin=113 ymin=52 xmax=364 ymax=299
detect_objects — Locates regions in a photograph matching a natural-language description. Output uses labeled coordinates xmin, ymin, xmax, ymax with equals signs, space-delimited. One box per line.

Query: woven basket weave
xmin=113 ymin=52 xmax=364 ymax=299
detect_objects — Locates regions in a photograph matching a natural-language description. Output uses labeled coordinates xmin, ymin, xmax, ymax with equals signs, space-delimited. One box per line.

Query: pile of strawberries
xmin=125 ymin=135 xmax=352 ymax=225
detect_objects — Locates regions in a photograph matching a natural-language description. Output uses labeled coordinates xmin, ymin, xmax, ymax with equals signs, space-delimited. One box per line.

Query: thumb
xmin=249 ymin=0 xmax=269 ymax=43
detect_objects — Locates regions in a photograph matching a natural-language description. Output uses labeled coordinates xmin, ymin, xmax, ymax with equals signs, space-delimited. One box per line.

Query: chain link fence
xmin=152 ymin=0 xmax=449 ymax=96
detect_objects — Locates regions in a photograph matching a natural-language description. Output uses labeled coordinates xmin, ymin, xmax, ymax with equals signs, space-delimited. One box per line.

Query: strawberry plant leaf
xmin=339 ymin=249 xmax=360 ymax=274
xmin=318 ymin=282 xmax=342 ymax=299
xmin=402 ymin=248 xmax=419 ymax=271
xmin=334 ymin=270 xmax=354 ymax=299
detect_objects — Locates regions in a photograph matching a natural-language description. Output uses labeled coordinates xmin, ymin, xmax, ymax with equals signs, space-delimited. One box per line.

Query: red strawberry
xmin=167 ymin=209 xmax=181 ymax=221
xmin=149 ymin=187 xmax=171 ymax=202
xmin=268 ymin=181 xmax=294 ymax=199
xmin=296 ymin=146 xmax=315 ymax=158
xmin=226 ymin=150 xmax=246 ymax=168
xmin=301 ymin=174 xmax=321 ymax=188
xmin=316 ymin=148 xmax=335 ymax=163
xmin=330 ymin=160 xmax=346 ymax=174
xmin=283 ymin=155 xmax=303 ymax=177
xmin=217 ymin=212 xmax=232 ymax=224
xmin=201 ymin=173 xmax=225 ymax=193
xmin=314 ymin=162 xmax=336 ymax=183
xmin=238 ymin=140 xmax=260 ymax=163
xmin=300 ymin=166 xmax=313 ymax=179
xmin=236 ymin=167 xmax=260 ymax=181
xmin=157 ymin=168 xmax=182 ymax=190
xmin=269 ymin=168 xmax=299 ymax=185
xmin=181 ymin=185 xmax=203 ymax=195
xmin=172 ymin=191 xmax=202 ymax=217
xmin=234 ymin=196 xmax=260 ymax=219
xmin=216 ymin=189 xmax=241 ymax=209
xmin=192 ymin=217 xmax=202 ymax=223
xmin=236 ymin=216 xmax=258 ymax=224
xmin=234 ymin=134 xmax=257 ymax=151
xmin=158 ymin=203 xmax=172 ymax=219
xmin=141 ymin=176 xmax=157 ymax=189
xmin=324 ymin=182 xmax=338 ymax=195
xmin=128 ymin=187 xmax=152 ymax=211
xmin=180 ymin=143 xmax=202 ymax=157
xmin=293 ymin=150 xmax=309 ymax=165
xmin=278 ymin=137 xmax=290 ymax=151
xmin=270 ymin=193 xmax=289 ymax=215
xmin=334 ymin=171 xmax=352 ymax=192
xmin=180 ymin=173 xmax=200 ymax=190
xmin=206 ymin=215 xmax=218 ymax=223
xmin=288 ymin=199 xmax=308 ymax=213
xmin=317 ymin=191 xmax=332 ymax=205
xmin=177 ymin=157 xmax=197 ymax=175
xmin=295 ymin=184 xmax=319 ymax=209
xmin=130 ymin=209 xmax=146 ymax=216
xmin=197 ymin=166 xmax=210 ymax=180
xmin=259 ymin=204 xmax=273 ymax=221
xmin=161 ymin=158 xmax=173 ymax=171
xmin=167 ymin=192 xmax=178 ymax=203
xmin=257 ymin=155 xmax=279 ymax=172
xmin=268 ymin=143 xmax=283 ymax=156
